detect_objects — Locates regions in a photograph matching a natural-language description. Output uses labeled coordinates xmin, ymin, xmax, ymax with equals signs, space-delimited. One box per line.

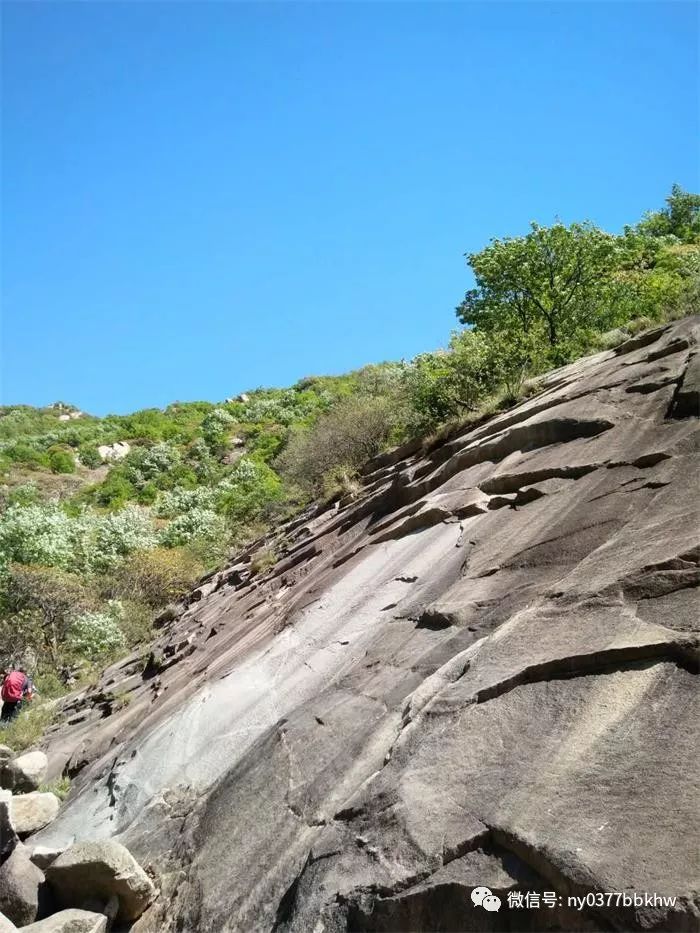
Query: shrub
xmin=0 ymin=564 xmax=94 ymax=665
xmin=0 ymin=702 xmax=53 ymax=753
xmin=217 ymin=458 xmax=283 ymax=524
xmin=122 ymin=443 xmax=181 ymax=488
xmin=0 ymin=503 xmax=79 ymax=568
xmin=78 ymin=444 xmax=102 ymax=469
xmin=159 ymin=507 xmax=226 ymax=549
xmin=48 ymin=447 xmax=76 ymax=474
xmin=93 ymin=470 xmax=136 ymax=509
xmin=250 ymin=548 xmax=277 ymax=575
xmin=277 ymin=396 xmax=397 ymax=493
xmin=3 ymin=443 xmax=49 ymax=470
xmin=201 ymin=408 xmax=235 ymax=453
xmin=88 ymin=505 xmax=157 ymax=571
xmin=67 ymin=603 xmax=126 ymax=660
xmin=156 ymin=486 xmax=217 ymax=518
xmin=111 ymin=547 xmax=205 ymax=607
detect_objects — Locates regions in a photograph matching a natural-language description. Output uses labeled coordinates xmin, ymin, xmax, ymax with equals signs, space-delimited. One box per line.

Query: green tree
xmin=1 ymin=564 xmax=94 ymax=665
xmin=636 ymin=184 xmax=700 ymax=243
xmin=457 ymin=222 xmax=620 ymax=350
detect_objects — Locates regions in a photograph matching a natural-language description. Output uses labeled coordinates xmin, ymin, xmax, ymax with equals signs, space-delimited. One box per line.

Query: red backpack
xmin=1 ymin=672 xmax=27 ymax=702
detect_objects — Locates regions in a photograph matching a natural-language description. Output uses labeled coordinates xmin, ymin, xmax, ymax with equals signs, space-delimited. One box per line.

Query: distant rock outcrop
xmin=96 ymin=442 xmax=130 ymax=462
xmin=34 ymin=317 xmax=700 ymax=932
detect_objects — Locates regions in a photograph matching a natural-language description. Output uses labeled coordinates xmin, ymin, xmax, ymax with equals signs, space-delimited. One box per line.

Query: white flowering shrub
xmin=123 ymin=443 xmax=180 ymax=487
xmin=159 ymin=507 xmax=226 ymax=547
xmin=240 ymin=391 xmax=316 ymax=426
xmin=88 ymin=505 xmax=158 ymax=571
xmin=201 ymin=409 xmax=235 ymax=449
xmin=0 ymin=502 xmax=158 ymax=573
xmin=68 ymin=602 xmax=126 ymax=660
xmin=156 ymin=486 xmax=217 ymax=518
xmin=216 ymin=457 xmax=282 ymax=523
xmin=0 ymin=503 xmax=79 ymax=568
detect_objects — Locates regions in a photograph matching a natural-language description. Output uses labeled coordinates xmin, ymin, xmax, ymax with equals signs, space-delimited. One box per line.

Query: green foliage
xmin=249 ymin=547 xmax=278 ymax=575
xmin=636 ymin=184 xmax=700 ymax=243
xmin=67 ymin=603 xmax=126 ymax=660
xmin=277 ymin=396 xmax=398 ymax=493
xmin=217 ymin=458 xmax=283 ymax=524
xmin=158 ymin=507 xmax=226 ymax=549
xmin=457 ymin=221 xmax=622 ymax=353
xmin=92 ymin=470 xmax=136 ymax=509
xmin=0 ymin=703 xmax=53 ymax=753
xmin=0 ymin=564 xmax=93 ymax=665
xmin=110 ymin=547 xmax=205 ymax=608
xmin=40 ymin=775 xmax=71 ymax=800
xmin=78 ymin=443 xmax=102 ymax=469
xmin=48 ymin=447 xmax=76 ymax=474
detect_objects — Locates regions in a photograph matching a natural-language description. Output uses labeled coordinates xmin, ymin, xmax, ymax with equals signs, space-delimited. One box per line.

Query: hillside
xmin=0 ymin=189 xmax=699 ymax=932
xmin=31 ymin=315 xmax=700 ymax=931
xmin=2 ymin=189 xmax=699 ymax=711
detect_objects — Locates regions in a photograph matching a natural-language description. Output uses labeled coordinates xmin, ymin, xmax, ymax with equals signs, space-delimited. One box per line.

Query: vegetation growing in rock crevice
xmin=0 ymin=186 xmax=697 ymax=690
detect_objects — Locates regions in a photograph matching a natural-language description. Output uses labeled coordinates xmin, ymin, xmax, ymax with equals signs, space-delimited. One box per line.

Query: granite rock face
xmin=35 ymin=318 xmax=700 ymax=931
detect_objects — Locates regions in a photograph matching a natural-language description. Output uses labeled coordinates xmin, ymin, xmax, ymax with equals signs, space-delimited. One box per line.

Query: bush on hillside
xmin=67 ymin=603 xmax=126 ymax=661
xmin=0 ymin=563 xmax=95 ymax=665
xmin=111 ymin=547 xmax=205 ymax=607
xmin=277 ymin=396 xmax=398 ymax=492
xmin=217 ymin=458 xmax=283 ymax=524
xmin=78 ymin=443 xmax=102 ymax=469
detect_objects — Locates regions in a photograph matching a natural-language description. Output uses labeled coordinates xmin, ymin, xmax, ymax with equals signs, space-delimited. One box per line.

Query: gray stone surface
xmin=34 ymin=317 xmax=700 ymax=931
xmin=10 ymin=794 xmax=60 ymax=839
xmin=0 ymin=793 xmax=17 ymax=867
xmin=2 ymin=753 xmax=48 ymax=794
xmin=0 ymin=843 xmax=45 ymax=926
xmin=28 ymin=846 xmax=64 ymax=872
xmin=46 ymin=841 xmax=155 ymax=922
xmin=20 ymin=910 xmax=107 ymax=933
xmin=0 ymin=911 xmax=16 ymax=933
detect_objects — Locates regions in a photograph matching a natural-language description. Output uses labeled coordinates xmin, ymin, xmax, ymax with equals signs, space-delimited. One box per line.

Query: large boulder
xmin=2 ymin=753 xmax=48 ymax=794
xmin=10 ymin=794 xmax=60 ymax=838
xmin=0 ymin=792 xmax=16 ymax=866
xmin=46 ymin=841 xmax=155 ymax=922
xmin=20 ymin=910 xmax=107 ymax=933
xmin=0 ymin=843 xmax=46 ymax=926
xmin=96 ymin=442 xmax=129 ymax=462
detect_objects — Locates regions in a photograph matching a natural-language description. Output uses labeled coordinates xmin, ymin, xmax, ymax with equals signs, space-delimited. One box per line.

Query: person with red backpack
xmin=1 ymin=668 xmax=35 ymax=723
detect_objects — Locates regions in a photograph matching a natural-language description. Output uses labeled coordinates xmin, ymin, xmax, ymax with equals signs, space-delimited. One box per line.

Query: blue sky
xmin=2 ymin=1 xmax=698 ymax=415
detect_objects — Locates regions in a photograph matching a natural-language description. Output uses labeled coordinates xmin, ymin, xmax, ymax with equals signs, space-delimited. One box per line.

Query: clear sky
xmin=1 ymin=1 xmax=698 ymax=415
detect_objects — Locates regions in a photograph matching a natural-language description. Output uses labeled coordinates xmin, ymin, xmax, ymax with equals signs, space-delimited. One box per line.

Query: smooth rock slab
xmin=10 ymin=794 xmax=60 ymax=838
xmin=20 ymin=909 xmax=107 ymax=933
xmin=46 ymin=841 xmax=155 ymax=922
xmin=2 ymin=753 xmax=48 ymax=794
xmin=0 ymin=843 xmax=44 ymax=926
xmin=0 ymin=912 xmax=16 ymax=933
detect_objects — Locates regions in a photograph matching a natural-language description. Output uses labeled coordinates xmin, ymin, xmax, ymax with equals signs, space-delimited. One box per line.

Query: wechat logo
xmin=471 ymin=886 xmax=501 ymax=912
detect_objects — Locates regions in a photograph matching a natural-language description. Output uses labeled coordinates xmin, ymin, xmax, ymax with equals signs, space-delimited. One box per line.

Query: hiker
xmin=1 ymin=667 xmax=36 ymax=724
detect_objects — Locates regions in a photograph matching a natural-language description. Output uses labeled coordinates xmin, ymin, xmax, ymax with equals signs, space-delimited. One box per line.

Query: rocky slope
xmin=34 ymin=317 xmax=699 ymax=932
